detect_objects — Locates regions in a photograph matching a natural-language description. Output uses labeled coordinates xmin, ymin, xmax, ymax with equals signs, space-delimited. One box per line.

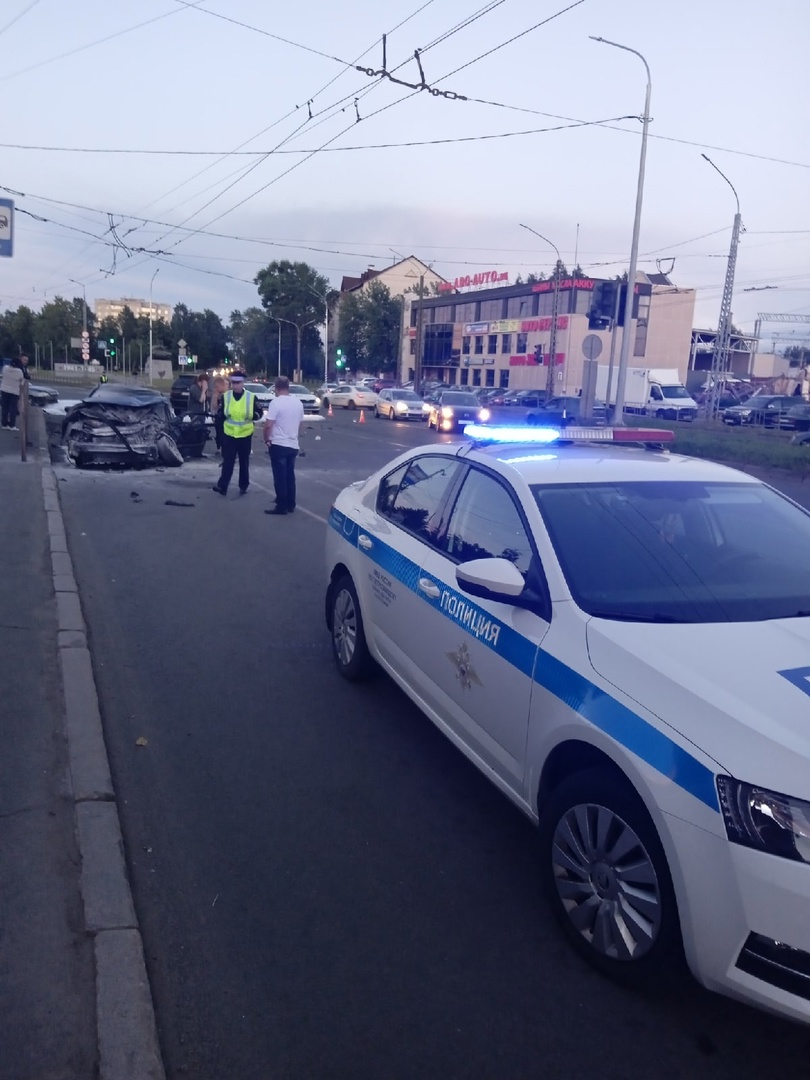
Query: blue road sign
xmin=0 ymin=199 xmax=13 ymax=257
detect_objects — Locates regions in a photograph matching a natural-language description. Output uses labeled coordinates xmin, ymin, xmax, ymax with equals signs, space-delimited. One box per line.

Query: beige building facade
xmin=402 ymin=273 xmax=696 ymax=393
xmin=95 ymin=297 xmax=172 ymax=325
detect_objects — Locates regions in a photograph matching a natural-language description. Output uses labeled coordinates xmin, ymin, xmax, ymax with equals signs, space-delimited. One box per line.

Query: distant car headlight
xmin=717 ymin=776 xmax=810 ymax=862
xmin=422 ymin=402 xmax=431 ymax=414
xmin=395 ymin=401 xmax=408 ymax=412
xmin=478 ymin=407 xmax=491 ymax=422
xmin=312 ymin=395 xmax=321 ymax=406
xmin=441 ymin=406 xmax=453 ymax=419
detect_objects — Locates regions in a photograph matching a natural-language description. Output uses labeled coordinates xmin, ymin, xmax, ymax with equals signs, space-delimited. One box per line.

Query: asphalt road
xmin=54 ymin=409 xmax=810 ymax=1080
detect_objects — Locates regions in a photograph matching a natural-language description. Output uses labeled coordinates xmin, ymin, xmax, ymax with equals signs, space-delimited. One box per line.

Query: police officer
xmin=212 ymin=371 xmax=261 ymax=496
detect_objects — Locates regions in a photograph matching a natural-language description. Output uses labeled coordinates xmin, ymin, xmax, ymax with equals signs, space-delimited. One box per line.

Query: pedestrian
xmin=1 ymin=355 xmax=30 ymax=431
xmin=212 ymin=371 xmax=261 ymax=497
xmin=187 ymin=372 xmax=209 ymax=415
xmin=263 ymin=375 xmax=304 ymax=516
xmin=209 ymin=375 xmax=227 ymax=453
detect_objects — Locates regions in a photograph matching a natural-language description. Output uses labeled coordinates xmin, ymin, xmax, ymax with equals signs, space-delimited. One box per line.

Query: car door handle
xmin=358 ymin=534 xmax=373 ymax=550
xmin=418 ymin=578 xmax=441 ymax=599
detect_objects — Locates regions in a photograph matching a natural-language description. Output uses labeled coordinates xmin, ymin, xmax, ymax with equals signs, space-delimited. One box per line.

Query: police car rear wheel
xmin=539 ymin=769 xmax=681 ymax=985
xmin=330 ymin=574 xmax=375 ymax=681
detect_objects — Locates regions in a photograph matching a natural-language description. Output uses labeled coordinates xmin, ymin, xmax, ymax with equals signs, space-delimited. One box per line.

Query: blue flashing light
xmin=462 ymin=423 xmax=562 ymax=444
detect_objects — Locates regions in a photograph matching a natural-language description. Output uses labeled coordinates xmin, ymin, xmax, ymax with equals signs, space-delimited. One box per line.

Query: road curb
xmin=42 ymin=460 xmax=166 ymax=1080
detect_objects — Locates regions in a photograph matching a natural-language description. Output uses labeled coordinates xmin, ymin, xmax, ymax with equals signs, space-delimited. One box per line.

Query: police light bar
xmin=461 ymin=423 xmax=674 ymax=445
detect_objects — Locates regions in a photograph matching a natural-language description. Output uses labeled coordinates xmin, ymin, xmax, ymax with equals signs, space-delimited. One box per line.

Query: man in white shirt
xmin=263 ymin=375 xmax=304 ymax=515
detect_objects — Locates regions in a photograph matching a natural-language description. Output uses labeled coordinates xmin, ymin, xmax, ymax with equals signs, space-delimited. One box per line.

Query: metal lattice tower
xmin=707 ymin=210 xmax=743 ymax=417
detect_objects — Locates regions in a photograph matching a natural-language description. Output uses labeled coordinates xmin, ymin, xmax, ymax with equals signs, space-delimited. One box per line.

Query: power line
xmin=0 ymin=0 xmax=42 ymax=38
xmin=0 ymin=0 xmax=210 ymax=83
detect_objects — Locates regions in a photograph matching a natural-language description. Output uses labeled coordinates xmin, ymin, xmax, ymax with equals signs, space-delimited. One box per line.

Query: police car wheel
xmin=329 ymin=574 xmax=375 ymax=681
xmin=539 ymin=768 xmax=681 ymax=985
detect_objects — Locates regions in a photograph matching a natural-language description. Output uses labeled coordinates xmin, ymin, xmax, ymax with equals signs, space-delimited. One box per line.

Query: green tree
xmin=254 ymin=260 xmax=333 ymax=379
xmin=229 ymin=307 xmax=277 ymax=375
xmin=337 ymin=281 xmax=402 ymax=373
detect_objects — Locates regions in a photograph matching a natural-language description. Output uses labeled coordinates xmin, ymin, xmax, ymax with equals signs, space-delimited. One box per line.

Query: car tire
xmin=538 ymin=768 xmax=682 ymax=986
xmin=374 ymin=407 xmax=380 ymax=418
xmin=329 ymin=574 xmax=376 ymax=681
xmin=156 ymin=432 xmax=184 ymax=467
xmin=388 ymin=408 xmax=395 ymax=421
xmin=348 ymin=400 xmax=356 ymax=410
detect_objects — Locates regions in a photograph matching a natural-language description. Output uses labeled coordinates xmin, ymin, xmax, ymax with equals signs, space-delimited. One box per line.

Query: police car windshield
xmin=533 ymin=480 xmax=810 ymax=623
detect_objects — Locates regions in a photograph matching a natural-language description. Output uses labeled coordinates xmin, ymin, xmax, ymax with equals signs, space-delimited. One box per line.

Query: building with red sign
xmin=401 ymin=273 xmax=695 ymax=394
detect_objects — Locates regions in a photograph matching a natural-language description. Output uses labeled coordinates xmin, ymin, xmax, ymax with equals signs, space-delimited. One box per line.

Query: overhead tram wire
xmin=0 ymin=0 xmax=43 ymax=38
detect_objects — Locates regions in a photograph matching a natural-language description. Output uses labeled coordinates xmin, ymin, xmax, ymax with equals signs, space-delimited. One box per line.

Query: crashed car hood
xmin=80 ymin=386 xmax=168 ymax=407
xmin=586 ymin=617 xmax=810 ymax=797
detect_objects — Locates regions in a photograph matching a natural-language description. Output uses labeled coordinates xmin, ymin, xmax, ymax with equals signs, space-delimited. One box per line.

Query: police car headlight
xmin=717 ymin=777 xmax=810 ymax=862
xmin=441 ymin=406 xmax=453 ymax=419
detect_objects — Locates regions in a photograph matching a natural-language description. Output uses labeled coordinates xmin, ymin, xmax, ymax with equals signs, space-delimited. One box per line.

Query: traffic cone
xmin=358 ymin=408 xmax=366 ymax=424
xmin=327 ymin=403 xmax=333 ymax=417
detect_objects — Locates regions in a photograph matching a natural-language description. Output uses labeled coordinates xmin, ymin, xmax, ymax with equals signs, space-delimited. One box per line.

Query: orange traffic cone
xmin=358 ymin=408 xmax=366 ymax=424
xmin=327 ymin=403 xmax=333 ymax=417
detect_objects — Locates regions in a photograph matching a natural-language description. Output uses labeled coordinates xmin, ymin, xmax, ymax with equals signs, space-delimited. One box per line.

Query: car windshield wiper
xmin=588 ymin=610 xmax=696 ymax=624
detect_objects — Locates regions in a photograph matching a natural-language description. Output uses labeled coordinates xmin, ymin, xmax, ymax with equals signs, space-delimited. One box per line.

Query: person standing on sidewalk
xmin=187 ymin=372 xmax=209 ymax=415
xmin=212 ymin=371 xmax=261 ymax=497
xmin=209 ymin=375 xmax=227 ymax=454
xmin=1 ymin=355 xmax=30 ymax=430
xmin=263 ymin=375 xmax=304 ymax=516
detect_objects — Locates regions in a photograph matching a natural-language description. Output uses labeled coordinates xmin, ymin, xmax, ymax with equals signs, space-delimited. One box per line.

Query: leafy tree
xmin=229 ymin=307 xmax=278 ymax=375
xmin=337 ymin=281 xmax=402 ymax=373
xmin=254 ymin=260 xmax=334 ymax=378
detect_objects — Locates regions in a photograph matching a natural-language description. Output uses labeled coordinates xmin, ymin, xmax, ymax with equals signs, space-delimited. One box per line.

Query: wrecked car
xmin=62 ymin=384 xmax=209 ymax=468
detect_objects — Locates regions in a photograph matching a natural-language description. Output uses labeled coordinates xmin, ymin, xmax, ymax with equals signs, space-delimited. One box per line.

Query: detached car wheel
xmin=539 ymin=768 xmax=681 ymax=985
xmin=329 ymin=574 xmax=375 ymax=681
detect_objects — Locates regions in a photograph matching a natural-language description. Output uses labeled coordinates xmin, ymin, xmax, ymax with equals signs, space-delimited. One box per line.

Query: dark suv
xmin=170 ymin=373 xmax=198 ymax=415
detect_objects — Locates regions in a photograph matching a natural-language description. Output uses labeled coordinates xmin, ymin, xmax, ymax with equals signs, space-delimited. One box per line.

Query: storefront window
xmin=501 ymin=333 xmax=512 ymax=354
xmin=462 ymin=335 xmax=471 ymax=355
xmin=487 ymin=334 xmax=498 ymax=354
xmin=474 ymin=336 xmax=484 ymax=355
xmin=432 ymin=306 xmax=453 ymax=322
xmin=516 ymin=332 xmax=528 ymax=354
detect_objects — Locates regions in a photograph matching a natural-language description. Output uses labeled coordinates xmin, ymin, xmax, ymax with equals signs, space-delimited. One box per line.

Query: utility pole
xmin=703 ymin=154 xmax=743 ymax=419
xmin=519 ymin=224 xmax=562 ymax=396
xmin=414 ymin=274 xmax=424 ymax=395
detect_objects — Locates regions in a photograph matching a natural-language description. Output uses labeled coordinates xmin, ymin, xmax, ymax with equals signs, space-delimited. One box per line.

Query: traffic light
xmin=336 ymin=347 xmax=345 ymax=369
xmin=108 ymin=336 xmax=117 ymax=360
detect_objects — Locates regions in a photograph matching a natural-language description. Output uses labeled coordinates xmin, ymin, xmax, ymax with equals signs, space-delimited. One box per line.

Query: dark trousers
xmin=1 ymin=392 xmax=19 ymax=428
xmin=269 ymin=445 xmax=298 ymax=511
xmin=218 ymin=433 xmax=252 ymax=492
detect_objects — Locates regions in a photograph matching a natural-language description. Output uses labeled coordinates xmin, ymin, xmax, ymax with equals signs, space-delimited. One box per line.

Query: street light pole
xmin=148 ymin=268 xmax=159 ymax=386
xmin=702 ymin=154 xmax=743 ymax=419
xmin=269 ymin=316 xmax=296 ymax=378
xmin=590 ymin=36 xmax=652 ymax=425
xmin=519 ymin=224 xmax=562 ymax=395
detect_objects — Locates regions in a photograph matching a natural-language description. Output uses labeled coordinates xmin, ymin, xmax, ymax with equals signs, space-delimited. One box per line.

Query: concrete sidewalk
xmin=0 ymin=408 xmax=164 ymax=1079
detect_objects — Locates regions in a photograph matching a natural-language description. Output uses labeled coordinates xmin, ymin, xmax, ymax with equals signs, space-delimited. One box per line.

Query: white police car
xmin=325 ymin=423 xmax=810 ymax=1022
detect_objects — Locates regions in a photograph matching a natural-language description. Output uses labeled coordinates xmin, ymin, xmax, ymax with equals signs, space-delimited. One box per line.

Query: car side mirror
xmin=456 ymin=557 xmax=526 ymax=603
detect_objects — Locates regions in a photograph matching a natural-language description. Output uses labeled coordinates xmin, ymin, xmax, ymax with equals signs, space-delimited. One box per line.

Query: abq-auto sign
xmin=438 ymin=270 xmax=509 ymax=292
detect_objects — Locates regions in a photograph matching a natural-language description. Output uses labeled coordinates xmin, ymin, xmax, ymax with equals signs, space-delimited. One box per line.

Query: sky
xmin=2 ymin=0 xmax=808 ymax=349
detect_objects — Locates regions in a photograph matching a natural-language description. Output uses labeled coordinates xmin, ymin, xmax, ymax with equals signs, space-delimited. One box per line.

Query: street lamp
xmin=519 ymin=223 xmax=563 ymax=395
xmin=702 ymin=154 xmax=743 ymax=419
xmin=590 ymin=36 xmax=652 ymax=425
xmin=268 ymin=315 xmax=296 ymax=378
xmin=304 ymin=285 xmax=332 ymax=386
xmin=148 ymin=268 xmax=159 ymax=386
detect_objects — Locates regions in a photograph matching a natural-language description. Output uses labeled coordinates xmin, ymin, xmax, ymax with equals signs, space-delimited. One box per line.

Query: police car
xmin=325 ymin=422 xmax=810 ymax=1023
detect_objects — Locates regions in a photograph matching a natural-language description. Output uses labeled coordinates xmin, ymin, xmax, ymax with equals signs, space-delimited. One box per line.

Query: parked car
xmin=27 ymin=383 xmax=59 ymax=406
xmin=374 ymin=389 xmax=426 ymax=421
xmin=169 ymin=373 xmax=198 ymax=415
xmin=243 ymin=382 xmax=274 ymax=412
xmin=513 ymin=390 xmax=548 ymax=409
xmin=528 ymin=395 xmax=607 ymax=427
xmin=371 ymin=378 xmax=397 ymax=394
xmin=322 ymin=384 xmax=378 ymax=410
xmin=318 ymin=382 xmax=339 ymax=397
xmin=426 ymin=390 xmax=489 ymax=432
xmin=722 ymin=395 xmax=797 ymax=427
xmin=285 ymin=383 xmax=321 ymax=414
xmin=786 ymin=402 xmax=810 ymax=432
xmin=324 ymin=423 xmax=810 ymax=1025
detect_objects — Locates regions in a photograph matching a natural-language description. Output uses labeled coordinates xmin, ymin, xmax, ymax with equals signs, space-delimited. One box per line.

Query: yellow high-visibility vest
xmin=222 ymin=390 xmax=254 ymax=438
